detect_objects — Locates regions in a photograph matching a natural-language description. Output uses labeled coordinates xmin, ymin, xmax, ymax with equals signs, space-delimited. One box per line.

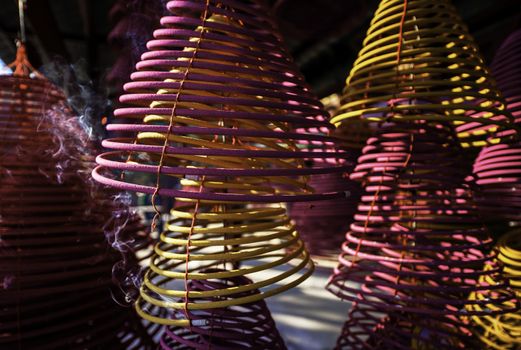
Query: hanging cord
xmin=149 ymin=0 xmax=211 ymax=232
xmin=18 ymin=0 xmax=27 ymax=44
xmin=8 ymin=1 xmax=41 ymax=77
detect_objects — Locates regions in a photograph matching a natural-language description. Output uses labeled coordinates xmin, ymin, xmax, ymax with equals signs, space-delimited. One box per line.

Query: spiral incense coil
xmin=0 ymin=146 xmax=125 ymax=347
xmin=467 ymin=230 xmax=521 ymax=350
xmin=94 ymin=0 xmax=351 ymax=203
xmin=0 ymin=50 xmax=156 ymax=348
xmin=327 ymin=121 xmax=517 ymax=348
xmin=472 ymin=29 xmax=521 ymax=233
xmin=159 ymin=270 xmax=286 ymax=350
xmin=136 ymin=200 xmax=313 ymax=326
xmin=331 ymin=0 xmax=516 ymax=149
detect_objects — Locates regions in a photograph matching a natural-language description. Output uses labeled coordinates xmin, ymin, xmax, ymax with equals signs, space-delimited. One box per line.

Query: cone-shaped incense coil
xmin=0 ymin=65 xmax=155 ymax=348
xmin=159 ymin=270 xmax=286 ymax=350
xmin=331 ymin=0 xmax=516 ymax=149
xmin=94 ymin=0 xmax=350 ymax=203
xmin=468 ymin=230 xmax=521 ymax=349
xmin=93 ymin=0 xmax=351 ymax=326
xmin=473 ymin=29 xmax=521 ymax=233
xmin=327 ymin=121 xmax=517 ymax=348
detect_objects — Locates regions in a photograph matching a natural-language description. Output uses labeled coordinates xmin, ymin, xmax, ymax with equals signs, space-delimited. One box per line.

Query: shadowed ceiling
xmin=0 ymin=0 xmax=519 ymax=98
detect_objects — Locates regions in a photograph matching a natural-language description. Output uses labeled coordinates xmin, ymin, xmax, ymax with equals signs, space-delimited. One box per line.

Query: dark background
xmin=0 ymin=0 xmax=520 ymax=98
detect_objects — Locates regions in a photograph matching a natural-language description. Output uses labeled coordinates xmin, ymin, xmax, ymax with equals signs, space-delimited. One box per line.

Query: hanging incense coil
xmin=331 ymin=0 xmax=517 ymax=149
xmin=94 ymin=0 xmax=350 ymax=203
xmin=0 ymin=55 xmax=156 ymax=348
xmin=467 ymin=230 xmax=521 ymax=350
xmin=159 ymin=269 xmax=286 ymax=350
xmin=328 ymin=120 xmax=517 ymax=348
xmin=472 ymin=29 xmax=521 ymax=233
xmin=94 ymin=0 xmax=349 ymax=327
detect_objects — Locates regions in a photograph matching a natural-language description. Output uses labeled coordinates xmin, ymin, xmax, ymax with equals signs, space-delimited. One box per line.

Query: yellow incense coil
xmin=136 ymin=203 xmax=313 ymax=326
xmin=332 ymin=0 xmax=516 ymax=148
xmin=468 ymin=230 xmax=521 ymax=349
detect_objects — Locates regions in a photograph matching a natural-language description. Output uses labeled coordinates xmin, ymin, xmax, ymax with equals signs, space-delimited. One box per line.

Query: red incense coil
xmin=472 ymin=29 xmax=521 ymax=233
xmin=328 ymin=120 xmax=517 ymax=348
xmin=0 ymin=56 xmax=156 ymax=348
xmin=159 ymin=269 xmax=286 ymax=350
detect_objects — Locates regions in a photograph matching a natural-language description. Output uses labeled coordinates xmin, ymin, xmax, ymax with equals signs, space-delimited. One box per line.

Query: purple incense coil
xmin=0 ymin=60 xmax=156 ymax=348
xmin=289 ymin=113 xmax=360 ymax=258
xmin=327 ymin=120 xmax=518 ymax=348
xmin=159 ymin=269 xmax=286 ymax=350
xmin=94 ymin=0 xmax=350 ymax=327
xmin=472 ymin=29 xmax=521 ymax=233
xmin=289 ymin=172 xmax=358 ymax=257
xmin=331 ymin=0 xmax=517 ymax=149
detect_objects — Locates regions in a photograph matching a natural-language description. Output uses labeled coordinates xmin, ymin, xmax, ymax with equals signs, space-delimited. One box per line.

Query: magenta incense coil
xmin=472 ymin=29 xmax=521 ymax=233
xmin=327 ymin=120 xmax=517 ymax=348
xmin=0 ymin=48 xmax=156 ymax=349
xmin=93 ymin=0 xmax=351 ymax=327
xmin=159 ymin=270 xmax=286 ymax=350
xmin=94 ymin=0 xmax=350 ymax=204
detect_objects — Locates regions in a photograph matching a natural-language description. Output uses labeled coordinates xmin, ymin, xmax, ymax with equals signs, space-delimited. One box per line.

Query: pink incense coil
xmin=159 ymin=269 xmax=286 ymax=350
xmin=94 ymin=0 xmax=350 ymax=204
xmin=472 ymin=29 xmax=521 ymax=233
xmin=328 ymin=121 xmax=517 ymax=348
xmin=0 ymin=73 xmax=156 ymax=349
